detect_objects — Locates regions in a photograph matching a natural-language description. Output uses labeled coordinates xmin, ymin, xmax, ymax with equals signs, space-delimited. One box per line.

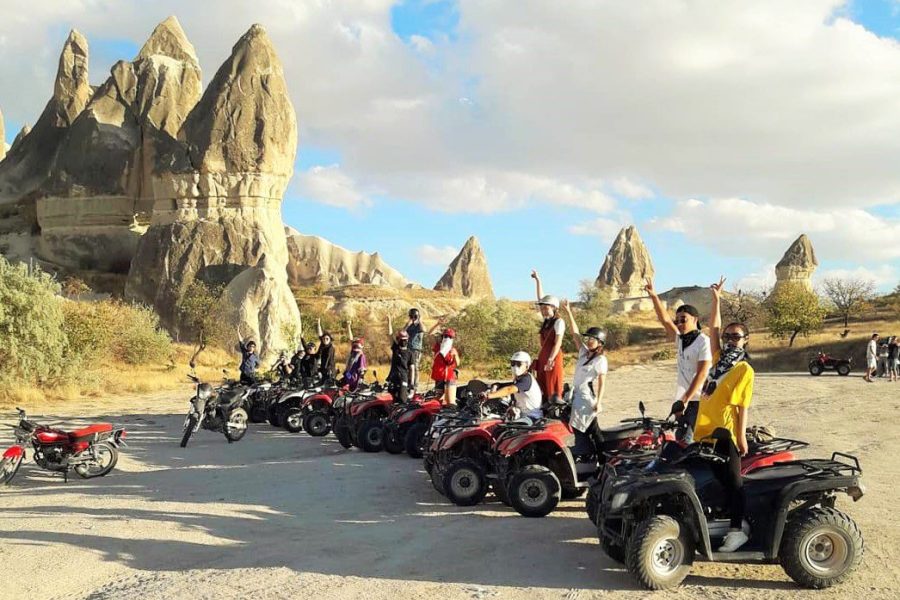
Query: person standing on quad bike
xmin=530 ymin=270 xmax=565 ymax=401
xmin=405 ymin=308 xmax=425 ymax=391
xmin=480 ymin=352 xmax=543 ymax=423
xmin=428 ymin=318 xmax=460 ymax=406
xmin=694 ymin=276 xmax=755 ymax=553
xmin=315 ymin=319 xmax=338 ymax=383
xmin=387 ymin=318 xmax=413 ymax=403
xmin=237 ymin=336 xmax=260 ymax=385
xmin=646 ymin=278 xmax=712 ymax=441
xmin=342 ymin=321 xmax=367 ymax=391
xmin=560 ymin=299 xmax=609 ymax=452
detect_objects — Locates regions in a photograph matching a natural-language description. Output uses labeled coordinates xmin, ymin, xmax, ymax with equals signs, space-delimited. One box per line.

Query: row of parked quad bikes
xmin=178 ymin=363 xmax=867 ymax=592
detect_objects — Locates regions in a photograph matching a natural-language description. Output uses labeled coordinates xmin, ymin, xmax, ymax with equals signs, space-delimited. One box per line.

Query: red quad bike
xmin=1 ymin=407 xmax=127 ymax=485
xmin=809 ymin=352 xmax=852 ymax=377
xmin=382 ymin=388 xmax=446 ymax=458
xmin=486 ymin=400 xmax=678 ymax=517
xmin=280 ymin=383 xmax=347 ymax=435
xmin=331 ymin=373 xmax=395 ymax=452
xmin=593 ymin=439 xmax=865 ymax=591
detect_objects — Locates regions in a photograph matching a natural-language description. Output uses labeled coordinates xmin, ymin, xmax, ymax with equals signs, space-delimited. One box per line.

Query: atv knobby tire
xmin=303 ymin=411 xmax=332 ymax=437
xmin=383 ymin=427 xmax=405 ymax=454
xmin=625 ymin=515 xmax=694 ymax=590
xmin=404 ymin=422 xmax=430 ymax=458
xmin=809 ymin=363 xmax=823 ymax=376
xmin=508 ymin=464 xmax=561 ymax=518
xmin=334 ymin=422 xmax=353 ymax=449
xmin=836 ymin=364 xmax=851 ymax=377
xmin=443 ymin=458 xmax=489 ymax=506
xmin=358 ymin=420 xmax=384 ymax=453
xmin=780 ymin=507 xmax=863 ymax=589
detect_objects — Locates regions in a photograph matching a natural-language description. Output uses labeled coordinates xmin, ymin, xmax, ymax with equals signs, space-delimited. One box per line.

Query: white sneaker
xmin=719 ymin=529 xmax=749 ymax=553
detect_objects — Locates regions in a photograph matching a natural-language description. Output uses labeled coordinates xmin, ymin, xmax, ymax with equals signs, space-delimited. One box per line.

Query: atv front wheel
xmin=284 ymin=409 xmax=304 ymax=433
xmin=780 ymin=507 xmax=863 ymax=589
xmin=358 ymin=420 xmax=384 ymax=453
xmin=383 ymin=426 xmax=405 ymax=454
xmin=404 ymin=422 xmax=430 ymax=458
xmin=508 ymin=465 xmax=561 ymax=518
xmin=808 ymin=363 xmax=823 ymax=376
xmin=625 ymin=515 xmax=694 ymax=590
xmin=303 ymin=411 xmax=331 ymax=437
xmin=836 ymin=364 xmax=851 ymax=377
xmin=334 ymin=422 xmax=353 ymax=449
xmin=443 ymin=458 xmax=489 ymax=506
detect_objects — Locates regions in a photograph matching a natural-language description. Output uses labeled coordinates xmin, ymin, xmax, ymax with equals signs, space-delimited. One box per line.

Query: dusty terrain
xmin=2 ymin=363 xmax=898 ymax=599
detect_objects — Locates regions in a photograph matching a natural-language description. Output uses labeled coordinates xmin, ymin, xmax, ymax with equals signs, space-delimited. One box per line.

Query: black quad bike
xmin=594 ymin=440 xmax=865 ymax=591
xmin=808 ymin=352 xmax=852 ymax=376
xmin=180 ymin=373 xmax=250 ymax=447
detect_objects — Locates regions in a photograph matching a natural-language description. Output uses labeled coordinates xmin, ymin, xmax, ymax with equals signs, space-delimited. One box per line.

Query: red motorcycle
xmin=1 ymin=407 xmax=127 ymax=484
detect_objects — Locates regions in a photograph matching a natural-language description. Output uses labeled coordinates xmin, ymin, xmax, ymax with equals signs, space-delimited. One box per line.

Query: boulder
xmin=773 ymin=234 xmax=818 ymax=294
xmin=126 ymin=23 xmax=299 ymax=346
xmin=434 ymin=236 xmax=494 ymax=298
xmin=596 ymin=225 xmax=655 ymax=298
xmin=220 ymin=255 xmax=301 ymax=361
xmin=285 ymin=227 xmax=409 ymax=289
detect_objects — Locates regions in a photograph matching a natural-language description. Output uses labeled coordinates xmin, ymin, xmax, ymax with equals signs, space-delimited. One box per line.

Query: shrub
xmin=651 ymin=348 xmax=675 ymax=361
xmin=62 ymin=299 xmax=172 ymax=365
xmin=602 ymin=316 xmax=632 ymax=350
xmin=114 ymin=304 xmax=172 ymax=364
xmin=0 ymin=257 xmax=69 ymax=385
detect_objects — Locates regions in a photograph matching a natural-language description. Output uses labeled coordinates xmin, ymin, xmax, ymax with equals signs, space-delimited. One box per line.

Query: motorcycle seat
xmin=218 ymin=388 xmax=245 ymax=409
xmin=69 ymin=423 xmax=113 ymax=441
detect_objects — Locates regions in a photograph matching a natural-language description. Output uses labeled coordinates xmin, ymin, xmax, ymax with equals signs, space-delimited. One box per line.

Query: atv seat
xmin=742 ymin=463 xmax=809 ymax=483
xmin=599 ymin=421 xmax=646 ymax=442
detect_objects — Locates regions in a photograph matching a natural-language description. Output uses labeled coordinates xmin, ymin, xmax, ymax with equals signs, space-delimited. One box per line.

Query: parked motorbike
xmin=1 ymin=407 xmax=126 ymax=484
xmin=180 ymin=373 xmax=250 ymax=447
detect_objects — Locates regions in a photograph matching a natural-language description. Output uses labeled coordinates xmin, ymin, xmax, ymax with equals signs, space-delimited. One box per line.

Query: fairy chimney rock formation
xmin=596 ymin=225 xmax=655 ymax=298
xmin=126 ymin=23 xmax=300 ymax=356
xmin=773 ymin=234 xmax=818 ymax=293
xmin=434 ymin=236 xmax=494 ymax=298
xmin=285 ymin=227 xmax=409 ymax=289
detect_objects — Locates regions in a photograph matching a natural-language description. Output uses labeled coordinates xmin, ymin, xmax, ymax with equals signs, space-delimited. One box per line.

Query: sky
xmin=2 ymin=0 xmax=900 ymax=299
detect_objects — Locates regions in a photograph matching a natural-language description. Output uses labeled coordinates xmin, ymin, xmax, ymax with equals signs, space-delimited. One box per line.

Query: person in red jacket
xmin=428 ymin=317 xmax=460 ymax=406
xmin=530 ymin=269 xmax=565 ymax=401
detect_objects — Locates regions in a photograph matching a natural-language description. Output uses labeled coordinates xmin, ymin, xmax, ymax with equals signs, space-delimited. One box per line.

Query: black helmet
xmin=583 ymin=327 xmax=606 ymax=343
xmin=409 ymin=308 xmax=420 ymax=319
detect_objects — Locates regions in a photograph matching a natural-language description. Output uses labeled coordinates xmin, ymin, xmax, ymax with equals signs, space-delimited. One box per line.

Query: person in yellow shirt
xmin=694 ymin=276 xmax=754 ymax=553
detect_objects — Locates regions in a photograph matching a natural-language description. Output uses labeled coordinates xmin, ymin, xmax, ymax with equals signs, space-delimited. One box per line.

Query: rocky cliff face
xmin=434 ymin=236 xmax=494 ymax=298
xmin=773 ymin=234 xmax=818 ymax=294
xmin=285 ymin=227 xmax=409 ymax=289
xmin=596 ymin=225 xmax=654 ymax=298
xmin=125 ymin=23 xmax=300 ymax=357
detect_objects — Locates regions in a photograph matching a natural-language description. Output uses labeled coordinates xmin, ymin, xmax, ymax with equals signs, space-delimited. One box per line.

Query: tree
xmin=177 ymin=280 xmax=229 ymax=362
xmin=821 ymin=277 xmax=876 ymax=328
xmin=765 ymin=283 xmax=826 ymax=346
xmin=721 ymin=288 xmax=765 ymax=329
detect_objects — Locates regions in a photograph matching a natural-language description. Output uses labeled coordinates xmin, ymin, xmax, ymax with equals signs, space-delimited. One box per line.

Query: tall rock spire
xmin=773 ymin=234 xmax=818 ymax=293
xmin=434 ymin=236 xmax=495 ymax=298
xmin=596 ymin=225 xmax=655 ymax=298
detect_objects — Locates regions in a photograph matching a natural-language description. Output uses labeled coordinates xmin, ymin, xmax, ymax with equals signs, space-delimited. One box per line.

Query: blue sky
xmin=4 ymin=0 xmax=900 ymax=299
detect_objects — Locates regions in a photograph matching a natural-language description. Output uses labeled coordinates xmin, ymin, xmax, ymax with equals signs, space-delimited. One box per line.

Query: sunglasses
xmin=510 ymin=361 xmax=525 ymax=368
xmin=674 ymin=317 xmax=691 ymax=324
xmin=722 ymin=333 xmax=746 ymax=341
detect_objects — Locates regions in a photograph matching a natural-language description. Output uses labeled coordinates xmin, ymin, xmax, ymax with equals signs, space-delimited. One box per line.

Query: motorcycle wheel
xmin=284 ymin=409 xmax=304 ymax=434
xmin=180 ymin=415 xmax=198 ymax=448
xmin=225 ymin=408 xmax=249 ymax=442
xmin=74 ymin=443 xmax=118 ymax=479
xmin=303 ymin=411 xmax=332 ymax=437
xmin=0 ymin=454 xmax=24 ymax=485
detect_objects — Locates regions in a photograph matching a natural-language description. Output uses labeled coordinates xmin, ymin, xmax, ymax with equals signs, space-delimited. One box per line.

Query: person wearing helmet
xmin=341 ymin=320 xmax=367 ymax=392
xmin=428 ymin=317 xmax=460 ymax=406
xmin=561 ymin=299 xmax=609 ymax=451
xmin=405 ymin=308 xmax=425 ymax=391
xmin=481 ymin=351 xmax=543 ymax=423
xmin=237 ymin=337 xmax=260 ymax=385
xmin=315 ymin=318 xmax=337 ymax=383
xmin=387 ymin=317 xmax=413 ymax=403
xmin=531 ymin=270 xmax=566 ymax=401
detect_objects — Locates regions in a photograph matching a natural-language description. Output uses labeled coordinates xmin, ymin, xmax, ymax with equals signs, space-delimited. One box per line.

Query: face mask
xmin=439 ymin=337 xmax=453 ymax=357
xmin=511 ymin=364 xmax=526 ymax=377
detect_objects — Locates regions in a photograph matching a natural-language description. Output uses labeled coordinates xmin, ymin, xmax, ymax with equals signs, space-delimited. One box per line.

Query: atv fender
xmin=624 ymin=477 xmax=714 ymax=559
xmin=303 ymin=394 xmax=333 ymax=411
xmin=503 ymin=439 xmax=579 ymax=490
xmin=440 ymin=427 xmax=494 ymax=451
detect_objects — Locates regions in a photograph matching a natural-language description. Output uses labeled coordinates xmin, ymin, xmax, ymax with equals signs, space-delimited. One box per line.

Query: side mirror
xmin=189 ymin=360 xmax=196 ymax=370
xmin=638 ymin=401 xmax=646 ymax=417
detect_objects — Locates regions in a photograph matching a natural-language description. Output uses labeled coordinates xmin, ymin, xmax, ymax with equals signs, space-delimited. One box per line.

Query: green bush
xmin=0 ymin=257 xmax=69 ymax=385
xmin=651 ymin=348 xmax=675 ymax=361
xmin=62 ymin=299 xmax=173 ymax=365
xmin=602 ymin=316 xmax=632 ymax=350
xmin=114 ymin=304 xmax=172 ymax=364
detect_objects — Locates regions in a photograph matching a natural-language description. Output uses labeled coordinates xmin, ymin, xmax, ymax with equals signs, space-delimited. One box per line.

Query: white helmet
xmin=537 ymin=295 xmax=560 ymax=309
xmin=510 ymin=351 xmax=532 ymax=368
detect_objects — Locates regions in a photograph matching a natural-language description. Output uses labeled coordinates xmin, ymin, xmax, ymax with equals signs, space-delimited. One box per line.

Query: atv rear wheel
xmin=303 ymin=411 xmax=331 ymax=437
xmin=358 ymin=420 xmax=384 ymax=452
xmin=334 ymin=421 xmax=353 ymax=449
xmin=224 ymin=408 xmax=249 ymax=442
xmin=444 ymin=458 xmax=489 ymax=506
xmin=809 ymin=363 xmax=823 ymax=376
xmin=404 ymin=422 xmax=430 ymax=458
xmin=284 ymin=409 xmax=304 ymax=433
xmin=836 ymin=364 xmax=851 ymax=376
xmin=780 ymin=507 xmax=863 ymax=589
xmin=383 ymin=427 xmax=405 ymax=454
xmin=508 ymin=465 xmax=561 ymax=518
xmin=625 ymin=515 xmax=694 ymax=590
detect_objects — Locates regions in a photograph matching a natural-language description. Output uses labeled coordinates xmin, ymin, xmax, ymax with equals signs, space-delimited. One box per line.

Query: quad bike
xmin=593 ymin=439 xmax=865 ymax=591
xmin=331 ymin=372 xmax=394 ymax=452
xmin=809 ymin=352 xmax=852 ymax=376
xmin=485 ymin=400 xmax=679 ymax=517
xmin=382 ymin=388 xmax=447 ymax=458
xmin=281 ymin=383 xmax=347 ymax=436
xmin=180 ymin=373 xmax=250 ymax=447
xmin=1 ymin=407 xmax=126 ymax=484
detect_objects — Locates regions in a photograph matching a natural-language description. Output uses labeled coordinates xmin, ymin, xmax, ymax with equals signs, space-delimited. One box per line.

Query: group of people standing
xmin=865 ymin=333 xmax=899 ymax=382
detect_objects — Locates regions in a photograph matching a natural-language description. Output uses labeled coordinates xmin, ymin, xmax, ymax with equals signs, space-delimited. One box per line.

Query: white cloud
xmin=416 ymin=244 xmax=459 ymax=266
xmin=815 ymin=265 xmax=898 ymax=288
xmin=293 ymin=165 xmax=372 ymax=211
xmin=568 ymin=210 xmax=635 ymax=244
xmin=734 ymin=264 xmax=777 ymax=293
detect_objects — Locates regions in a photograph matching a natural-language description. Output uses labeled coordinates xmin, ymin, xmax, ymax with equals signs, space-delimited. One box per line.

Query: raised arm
xmin=316 ymin=318 xmax=323 ymax=338
xmin=645 ymin=278 xmax=678 ymax=340
xmin=387 ymin=316 xmax=394 ymax=337
xmin=561 ymin=299 xmax=584 ymax=351
xmin=709 ymin=276 xmax=726 ymax=357
xmin=346 ymin=319 xmax=353 ymax=341
xmin=531 ymin=269 xmax=544 ymax=303
xmin=427 ymin=316 xmax=445 ymax=336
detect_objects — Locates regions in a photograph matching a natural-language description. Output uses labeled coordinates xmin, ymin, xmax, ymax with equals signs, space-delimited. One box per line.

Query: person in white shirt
xmin=646 ymin=278 xmax=713 ymax=440
xmin=865 ymin=333 xmax=879 ymax=383
xmin=561 ymin=299 xmax=608 ymax=452
xmin=481 ymin=352 xmax=543 ymax=422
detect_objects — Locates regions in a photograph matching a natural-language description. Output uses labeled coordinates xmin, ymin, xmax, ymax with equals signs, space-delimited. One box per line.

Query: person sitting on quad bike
xmin=342 ymin=323 xmax=367 ymax=392
xmin=694 ymin=276 xmax=754 ymax=553
xmin=481 ymin=352 xmax=543 ymax=423
xmin=387 ymin=318 xmax=413 ymax=403
xmin=315 ymin=318 xmax=337 ymax=383
xmin=560 ymin=299 xmax=608 ymax=453
xmin=428 ymin=318 xmax=460 ymax=407
xmin=530 ymin=269 xmax=566 ymax=402
xmin=405 ymin=308 xmax=426 ymax=392
xmin=237 ymin=337 xmax=260 ymax=385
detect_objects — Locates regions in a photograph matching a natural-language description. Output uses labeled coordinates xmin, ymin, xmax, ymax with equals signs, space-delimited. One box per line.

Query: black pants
xmin=712 ymin=435 xmax=745 ymax=529
xmin=239 ymin=373 xmax=256 ymax=386
xmin=584 ymin=418 xmax=605 ymax=455
xmin=390 ymin=382 xmax=409 ymax=403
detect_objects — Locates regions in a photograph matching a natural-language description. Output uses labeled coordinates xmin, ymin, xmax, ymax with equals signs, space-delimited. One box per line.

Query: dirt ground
xmin=2 ymin=363 xmax=899 ymax=600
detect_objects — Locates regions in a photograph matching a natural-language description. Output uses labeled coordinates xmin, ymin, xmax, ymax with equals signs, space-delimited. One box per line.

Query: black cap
xmin=675 ymin=304 xmax=700 ymax=318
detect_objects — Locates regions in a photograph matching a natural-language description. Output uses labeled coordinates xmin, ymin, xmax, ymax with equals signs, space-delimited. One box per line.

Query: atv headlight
xmin=609 ymin=492 xmax=629 ymax=512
